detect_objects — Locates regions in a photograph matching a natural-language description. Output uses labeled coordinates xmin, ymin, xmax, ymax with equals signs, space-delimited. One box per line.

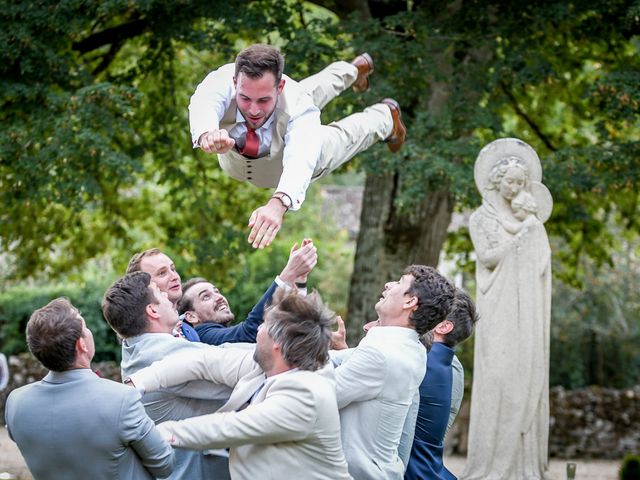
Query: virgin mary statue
xmin=461 ymin=139 xmax=553 ymax=480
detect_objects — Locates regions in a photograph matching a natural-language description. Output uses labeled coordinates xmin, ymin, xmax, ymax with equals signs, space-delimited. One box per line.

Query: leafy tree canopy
xmin=1 ymin=0 xmax=341 ymax=282
xmin=2 ymin=0 xmax=639 ymax=292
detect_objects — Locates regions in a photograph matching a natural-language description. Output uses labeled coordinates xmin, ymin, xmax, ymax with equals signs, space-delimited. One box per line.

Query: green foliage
xmin=3 ymin=1 xmax=640 ymax=390
xmin=0 ymin=278 xmax=120 ymax=362
xmin=328 ymin=1 xmax=640 ymax=285
xmin=550 ymin=232 xmax=640 ymax=389
xmin=0 ymin=181 xmax=355 ymax=359
xmin=175 ymin=180 xmax=355 ymax=322
xmin=1 ymin=0 xmax=338 ymax=282
xmin=620 ymin=454 xmax=640 ymax=480
xmin=444 ymin=226 xmax=640 ymax=390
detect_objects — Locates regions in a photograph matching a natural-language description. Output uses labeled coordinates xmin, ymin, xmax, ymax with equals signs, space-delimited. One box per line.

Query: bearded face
xmin=185 ymin=282 xmax=235 ymax=326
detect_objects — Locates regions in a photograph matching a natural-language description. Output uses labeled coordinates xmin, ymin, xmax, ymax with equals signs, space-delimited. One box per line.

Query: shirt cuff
xmin=274 ymin=276 xmax=308 ymax=295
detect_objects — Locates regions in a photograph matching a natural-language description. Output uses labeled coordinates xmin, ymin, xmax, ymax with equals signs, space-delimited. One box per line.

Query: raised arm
xmin=197 ymin=282 xmax=278 ymax=345
xmin=156 ymin=376 xmax=317 ymax=450
xmin=197 ymin=240 xmax=317 ymax=345
xmin=128 ymin=347 xmax=257 ymax=393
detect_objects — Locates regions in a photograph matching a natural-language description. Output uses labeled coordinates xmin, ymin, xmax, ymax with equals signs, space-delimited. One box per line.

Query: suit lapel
xmin=218 ymin=370 xmax=266 ymax=412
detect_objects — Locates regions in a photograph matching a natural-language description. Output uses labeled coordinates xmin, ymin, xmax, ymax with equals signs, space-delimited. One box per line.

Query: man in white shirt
xmin=330 ymin=265 xmax=456 ymax=479
xmin=191 ymin=43 xmax=407 ymax=249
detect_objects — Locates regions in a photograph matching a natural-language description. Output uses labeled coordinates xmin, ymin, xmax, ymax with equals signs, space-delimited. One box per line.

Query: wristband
xmin=271 ymin=192 xmax=292 ymax=210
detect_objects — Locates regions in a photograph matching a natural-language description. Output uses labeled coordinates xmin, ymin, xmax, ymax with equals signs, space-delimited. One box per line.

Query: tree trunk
xmin=346 ymin=171 xmax=453 ymax=342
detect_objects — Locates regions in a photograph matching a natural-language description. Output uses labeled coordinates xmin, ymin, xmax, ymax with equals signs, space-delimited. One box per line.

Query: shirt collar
xmin=365 ymin=325 xmax=421 ymax=342
xmin=43 ymin=368 xmax=98 ymax=384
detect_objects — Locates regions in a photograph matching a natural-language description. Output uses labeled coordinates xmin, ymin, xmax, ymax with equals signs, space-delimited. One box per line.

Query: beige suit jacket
xmin=130 ymin=347 xmax=352 ymax=480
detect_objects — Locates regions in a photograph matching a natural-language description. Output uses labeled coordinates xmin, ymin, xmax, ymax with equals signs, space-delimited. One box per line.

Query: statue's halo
xmin=530 ymin=181 xmax=553 ymax=223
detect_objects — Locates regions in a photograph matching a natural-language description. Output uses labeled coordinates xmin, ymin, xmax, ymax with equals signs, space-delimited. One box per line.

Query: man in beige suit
xmin=127 ymin=289 xmax=352 ymax=480
xmin=191 ymin=44 xmax=407 ymax=249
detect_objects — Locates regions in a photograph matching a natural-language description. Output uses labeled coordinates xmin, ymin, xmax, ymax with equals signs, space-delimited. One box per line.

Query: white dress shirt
xmin=188 ymin=63 xmax=322 ymax=210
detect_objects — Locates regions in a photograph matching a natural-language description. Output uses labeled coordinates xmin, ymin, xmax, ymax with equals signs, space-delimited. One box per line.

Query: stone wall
xmin=549 ymin=385 xmax=640 ymax=459
xmin=446 ymin=385 xmax=640 ymax=460
xmin=2 ymin=355 xmax=639 ymax=459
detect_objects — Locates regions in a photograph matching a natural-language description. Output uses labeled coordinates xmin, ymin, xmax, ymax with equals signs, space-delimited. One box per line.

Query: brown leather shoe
xmin=382 ymin=98 xmax=406 ymax=153
xmin=351 ymin=53 xmax=374 ymax=92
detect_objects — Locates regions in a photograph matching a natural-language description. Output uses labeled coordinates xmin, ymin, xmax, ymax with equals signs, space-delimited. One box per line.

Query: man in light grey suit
xmin=330 ymin=265 xmax=456 ymax=479
xmin=127 ymin=289 xmax=352 ymax=480
xmin=102 ymin=272 xmax=233 ymax=480
xmin=5 ymin=297 xmax=174 ymax=480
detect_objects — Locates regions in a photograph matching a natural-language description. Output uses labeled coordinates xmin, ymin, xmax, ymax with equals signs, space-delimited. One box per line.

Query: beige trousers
xmin=300 ymin=61 xmax=394 ymax=179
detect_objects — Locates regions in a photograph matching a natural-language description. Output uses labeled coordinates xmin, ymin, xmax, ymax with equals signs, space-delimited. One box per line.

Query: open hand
xmin=280 ymin=239 xmax=317 ymax=283
xmin=248 ymin=198 xmax=287 ymax=249
xmin=331 ymin=316 xmax=348 ymax=350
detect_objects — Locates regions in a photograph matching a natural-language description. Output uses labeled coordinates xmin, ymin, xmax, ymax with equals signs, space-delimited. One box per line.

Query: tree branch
xmin=73 ymin=18 xmax=148 ymax=54
xmin=500 ymin=81 xmax=557 ymax=151
xmin=91 ymin=40 xmax=124 ymax=76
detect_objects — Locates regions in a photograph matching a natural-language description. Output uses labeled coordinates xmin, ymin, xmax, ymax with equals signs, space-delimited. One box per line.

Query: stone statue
xmin=461 ymin=138 xmax=553 ymax=480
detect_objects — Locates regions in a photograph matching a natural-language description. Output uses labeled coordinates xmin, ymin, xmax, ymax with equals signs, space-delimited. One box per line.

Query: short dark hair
xmin=403 ymin=265 xmax=455 ymax=336
xmin=177 ymin=277 xmax=208 ymax=314
xmin=126 ymin=248 xmax=163 ymax=274
xmin=102 ymin=272 xmax=155 ymax=338
xmin=26 ymin=298 xmax=82 ymax=372
xmin=235 ymin=44 xmax=285 ymax=84
xmin=441 ymin=288 xmax=479 ymax=347
xmin=263 ymin=289 xmax=332 ymax=371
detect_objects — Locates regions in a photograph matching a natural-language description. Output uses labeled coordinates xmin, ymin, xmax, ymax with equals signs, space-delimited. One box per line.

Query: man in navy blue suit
xmin=176 ymin=255 xmax=312 ymax=346
xmin=404 ymin=289 xmax=479 ymax=480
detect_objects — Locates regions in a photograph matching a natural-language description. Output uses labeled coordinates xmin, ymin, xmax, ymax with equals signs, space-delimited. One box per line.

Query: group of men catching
xmin=6 ymin=243 xmax=477 ymax=479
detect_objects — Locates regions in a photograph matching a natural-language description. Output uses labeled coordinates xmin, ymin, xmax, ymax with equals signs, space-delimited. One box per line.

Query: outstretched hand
xmin=279 ymin=239 xmax=317 ymax=283
xmin=199 ymin=129 xmax=235 ymax=154
xmin=248 ymin=198 xmax=288 ymax=249
xmin=331 ymin=316 xmax=348 ymax=350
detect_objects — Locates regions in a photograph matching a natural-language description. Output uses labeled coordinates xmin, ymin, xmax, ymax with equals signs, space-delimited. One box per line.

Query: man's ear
xmin=233 ymin=76 xmax=237 ymax=88
xmin=404 ymin=295 xmax=418 ymax=311
xmin=435 ymin=319 xmax=454 ymax=335
xmin=146 ymin=303 xmax=159 ymax=320
xmin=185 ymin=311 xmax=199 ymax=325
xmin=76 ymin=336 xmax=88 ymax=354
xmin=277 ymin=78 xmax=285 ymax=94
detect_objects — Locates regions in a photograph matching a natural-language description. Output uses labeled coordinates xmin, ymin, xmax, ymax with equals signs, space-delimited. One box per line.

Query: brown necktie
xmin=240 ymin=127 xmax=259 ymax=158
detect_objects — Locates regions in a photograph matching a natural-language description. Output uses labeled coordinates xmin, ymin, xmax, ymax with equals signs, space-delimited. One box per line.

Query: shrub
xmin=620 ymin=454 xmax=640 ymax=480
xmin=0 ymin=279 xmax=120 ymax=362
